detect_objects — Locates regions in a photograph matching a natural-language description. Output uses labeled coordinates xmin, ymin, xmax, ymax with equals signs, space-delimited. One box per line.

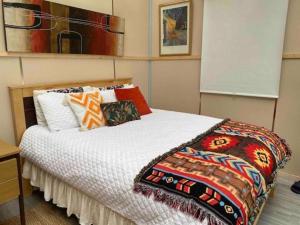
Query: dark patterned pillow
xmin=100 ymin=100 xmax=141 ymax=126
xmin=98 ymin=83 xmax=132 ymax=91
xmin=47 ymin=87 xmax=84 ymax=93
xmin=99 ymin=85 xmax=124 ymax=91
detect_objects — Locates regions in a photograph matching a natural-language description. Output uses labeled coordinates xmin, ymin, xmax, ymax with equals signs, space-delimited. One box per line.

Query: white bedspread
xmin=20 ymin=109 xmax=222 ymax=225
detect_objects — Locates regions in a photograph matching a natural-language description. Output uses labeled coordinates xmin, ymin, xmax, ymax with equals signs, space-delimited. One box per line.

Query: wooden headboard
xmin=9 ymin=77 xmax=132 ymax=145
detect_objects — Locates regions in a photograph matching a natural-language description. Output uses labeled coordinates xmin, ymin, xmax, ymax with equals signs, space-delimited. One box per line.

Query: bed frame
xmin=8 ymin=77 xmax=272 ymax=225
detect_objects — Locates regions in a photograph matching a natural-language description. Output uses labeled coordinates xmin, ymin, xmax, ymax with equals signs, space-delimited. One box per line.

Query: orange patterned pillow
xmin=66 ymin=90 xmax=106 ymax=130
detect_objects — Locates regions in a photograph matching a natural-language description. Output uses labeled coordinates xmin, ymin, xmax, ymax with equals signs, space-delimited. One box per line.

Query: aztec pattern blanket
xmin=134 ymin=119 xmax=291 ymax=225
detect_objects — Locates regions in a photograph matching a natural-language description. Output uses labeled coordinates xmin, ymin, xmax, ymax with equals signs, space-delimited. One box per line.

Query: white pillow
xmin=33 ymin=86 xmax=93 ymax=126
xmin=123 ymin=84 xmax=134 ymax=89
xmin=33 ymin=91 xmax=48 ymax=126
xmin=100 ymin=89 xmax=118 ymax=103
xmin=100 ymin=84 xmax=135 ymax=103
xmin=37 ymin=92 xmax=79 ymax=132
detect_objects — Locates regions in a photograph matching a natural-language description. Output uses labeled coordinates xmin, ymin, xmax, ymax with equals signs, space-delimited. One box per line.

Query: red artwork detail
xmin=31 ymin=0 xmax=50 ymax=52
xmin=86 ymin=12 xmax=112 ymax=55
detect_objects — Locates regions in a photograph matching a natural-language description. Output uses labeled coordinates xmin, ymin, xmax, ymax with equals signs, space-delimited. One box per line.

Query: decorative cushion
xmin=37 ymin=92 xmax=80 ymax=132
xmin=100 ymin=100 xmax=141 ymax=126
xmin=66 ymin=90 xmax=106 ymax=131
xmin=98 ymin=83 xmax=134 ymax=91
xmin=33 ymin=86 xmax=92 ymax=126
xmin=114 ymin=87 xmax=152 ymax=116
xmin=99 ymin=84 xmax=134 ymax=103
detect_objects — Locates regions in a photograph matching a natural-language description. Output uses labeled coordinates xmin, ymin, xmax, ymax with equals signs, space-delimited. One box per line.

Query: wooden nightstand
xmin=0 ymin=140 xmax=25 ymax=225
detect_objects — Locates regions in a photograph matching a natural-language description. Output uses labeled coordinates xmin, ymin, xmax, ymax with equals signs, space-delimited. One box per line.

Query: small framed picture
xmin=159 ymin=0 xmax=192 ymax=56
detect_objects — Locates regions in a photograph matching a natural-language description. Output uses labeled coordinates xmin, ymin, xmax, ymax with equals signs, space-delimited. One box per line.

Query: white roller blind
xmin=200 ymin=0 xmax=288 ymax=98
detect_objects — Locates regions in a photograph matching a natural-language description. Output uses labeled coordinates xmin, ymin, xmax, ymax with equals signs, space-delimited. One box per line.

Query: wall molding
xmin=152 ymin=54 xmax=299 ymax=61
xmin=282 ymin=53 xmax=300 ymax=59
xmin=278 ymin=171 xmax=300 ymax=186
xmin=151 ymin=55 xmax=201 ymax=61
xmin=1 ymin=52 xmax=300 ymax=61
xmin=0 ymin=52 xmax=150 ymax=61
xmin=0 ymin=52 xmax=201 ymax=61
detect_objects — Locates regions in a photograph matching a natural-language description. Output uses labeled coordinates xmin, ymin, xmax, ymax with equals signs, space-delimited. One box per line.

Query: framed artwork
xmin=2 ymin=0 xmax=125 ymax=56
xmin=159 ymin=0 xmax=192 ymax=56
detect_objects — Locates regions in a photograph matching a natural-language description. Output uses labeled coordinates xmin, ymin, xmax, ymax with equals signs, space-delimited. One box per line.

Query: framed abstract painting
xmin=159 ymin=0 xmax=192 ymax=56
xmin=2 ymin=0 xmax=125 ymax=56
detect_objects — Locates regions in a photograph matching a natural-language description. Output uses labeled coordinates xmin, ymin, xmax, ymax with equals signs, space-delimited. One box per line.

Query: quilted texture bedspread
xmin=20 ymin=109 xmax=223 ymax=225
xmin=134 ymin=120 xmax=291 ymax=225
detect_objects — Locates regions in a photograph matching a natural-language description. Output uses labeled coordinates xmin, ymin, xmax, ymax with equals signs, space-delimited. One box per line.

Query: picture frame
xmin=159 ymin=0 xmax=192 ymax=56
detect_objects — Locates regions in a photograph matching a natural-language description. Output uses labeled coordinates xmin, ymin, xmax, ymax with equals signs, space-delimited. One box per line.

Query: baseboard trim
xmin=277 ymin=171 xmax=300 ymax=186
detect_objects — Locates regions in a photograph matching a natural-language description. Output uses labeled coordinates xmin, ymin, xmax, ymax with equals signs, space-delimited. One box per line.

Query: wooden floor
xmin=0 ymin=182 xmax=299 ymax=225
xmin=258 ymin=182 xmax=300 ymax=225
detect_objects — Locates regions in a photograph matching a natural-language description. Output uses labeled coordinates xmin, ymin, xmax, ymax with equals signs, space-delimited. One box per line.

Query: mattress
xmin=20 ymin=109 xmax=222 ymax=225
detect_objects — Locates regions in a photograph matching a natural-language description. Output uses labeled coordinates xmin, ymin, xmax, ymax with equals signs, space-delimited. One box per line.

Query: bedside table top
xmin=0 ymin=140 xmax=20 ymax=159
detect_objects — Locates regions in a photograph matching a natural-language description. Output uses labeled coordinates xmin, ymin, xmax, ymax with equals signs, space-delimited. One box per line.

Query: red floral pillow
xmin=114 ymin=87 xmax=152 ymax=116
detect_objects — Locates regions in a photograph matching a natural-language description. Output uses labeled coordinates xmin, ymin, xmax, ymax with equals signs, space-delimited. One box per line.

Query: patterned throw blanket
xmin=134 ymin=120 xmax=291 ymax=225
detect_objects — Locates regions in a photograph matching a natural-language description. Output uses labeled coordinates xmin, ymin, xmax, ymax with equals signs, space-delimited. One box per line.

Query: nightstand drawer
xmin=0 ymin=159 xmax=17 ymax=183
xmin=0 ymin=179 xmax=20 ymax=204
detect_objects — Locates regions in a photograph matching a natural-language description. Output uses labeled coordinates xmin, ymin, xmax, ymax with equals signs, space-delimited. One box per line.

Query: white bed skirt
xmin=22 ymin=161 xmax=135 ymax=225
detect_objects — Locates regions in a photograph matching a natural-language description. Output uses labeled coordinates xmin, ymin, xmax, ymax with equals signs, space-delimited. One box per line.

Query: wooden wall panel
xmin=114 ymin=0 xmax=148 ymax=56
xmin=39 ymin=0 xmax=112 ymax=15
xmin=152 ymin=60 xmax=200 ymax=114
xmin=201 ymin=94 xmax=276 ymax=129
xmin=150 ymin=0 xmax=203 ymax=114
xmin=113 ymin=0 xmax=149 ymax=101
xmin=0 ymin=58 xmax=23 ymax=145
xmin=22 ymin=58 xmax=114 ymax=84
xmin=283 ymin=0 xmax=300 ymax=53
xmin=274 ymin=60 xmax=300 ymax=176
xmin=191 ymin=0 xmax=204 ymax=56
xmin=115 ymin=60 xmax=149 ymax=101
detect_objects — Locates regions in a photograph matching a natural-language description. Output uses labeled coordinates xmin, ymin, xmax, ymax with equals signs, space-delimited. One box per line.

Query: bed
xmin=9 ymin=78 xmax=288 ymax=225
